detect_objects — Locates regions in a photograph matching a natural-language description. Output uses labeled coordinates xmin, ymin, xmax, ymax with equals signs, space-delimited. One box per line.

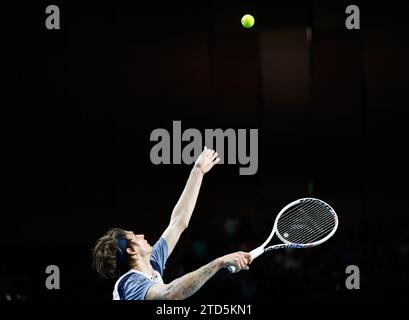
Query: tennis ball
xmin=241 ymin=14 xmax=255 ymax=29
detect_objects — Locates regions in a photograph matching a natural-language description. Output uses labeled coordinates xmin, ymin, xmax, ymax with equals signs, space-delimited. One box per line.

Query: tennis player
xmin=93 ymin=147 xmax=251 ymax=300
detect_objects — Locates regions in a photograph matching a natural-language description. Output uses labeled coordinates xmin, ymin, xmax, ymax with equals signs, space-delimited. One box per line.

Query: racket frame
xmin=229 ymin=198 xmax=338 ymax=273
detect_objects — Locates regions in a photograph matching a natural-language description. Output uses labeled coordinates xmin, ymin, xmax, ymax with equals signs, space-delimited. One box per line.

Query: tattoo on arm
xmin=166 ymin=259 xmax=222 ymax=300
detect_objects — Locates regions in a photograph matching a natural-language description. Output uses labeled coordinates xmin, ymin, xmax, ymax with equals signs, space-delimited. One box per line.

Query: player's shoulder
xmin=123 ymin=272 xmax=147 ymax=284
xmin=118 ymin=272 xmax=148 ymax=291
xmin=152 ymin=237 xmax=169 ymax=255
xmin=153 ymin=237 xmax=167 ymax=248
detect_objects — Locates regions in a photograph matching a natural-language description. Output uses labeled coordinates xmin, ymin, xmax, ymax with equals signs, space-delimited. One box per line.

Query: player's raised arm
xmin=146 ymin=251 xmax=251 ymax=300
xmin=162 ymin=146 xmax=220 ymax=256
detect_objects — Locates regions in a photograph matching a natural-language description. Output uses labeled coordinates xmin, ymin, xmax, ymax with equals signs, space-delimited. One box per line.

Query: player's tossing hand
xmin=194 ymin=146 xmax=221 ymax=174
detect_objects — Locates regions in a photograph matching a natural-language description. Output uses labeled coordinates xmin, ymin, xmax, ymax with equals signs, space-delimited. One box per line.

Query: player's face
xmin=127 ymin=231 xmax=152 ymax=256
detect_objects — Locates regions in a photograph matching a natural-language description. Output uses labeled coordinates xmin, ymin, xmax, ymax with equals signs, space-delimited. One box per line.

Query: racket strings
xmin=280 ymin=222 xmax=333 ymax=244
xmin=283 ymin=214 xmax=335 ymax=244
xmin=279 ymin=211 xmax=335 ymax=244
xmin=278 ymin=201 xmax=332 ymax=228
xmin=277 ymin=200 xmax=336 ymax=244
xmin=279 ymin=206 xmax=335 ymax=242
xmin=278 ymin=202 xmax=332 ymax=234
xmin=277 ymin=200 xmax=324 ymax=225
xmin=279 ymin=217 xmax=334 ymax=244
xmin=278 ymin=203 xmax=334 ymax=233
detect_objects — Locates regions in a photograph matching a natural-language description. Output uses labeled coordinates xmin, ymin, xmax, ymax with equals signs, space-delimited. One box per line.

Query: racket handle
xmin=227 ymin=247 xmax=264 ymax=273
xmin=227 ymin=265 xmax=236 ymax=273
xmin=250 ymin=247 xmax=264 ymax=260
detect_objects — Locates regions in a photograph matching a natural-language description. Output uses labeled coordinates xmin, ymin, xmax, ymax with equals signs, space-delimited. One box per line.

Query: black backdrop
xmin=1 ymin=0 xmax=408 ymax=301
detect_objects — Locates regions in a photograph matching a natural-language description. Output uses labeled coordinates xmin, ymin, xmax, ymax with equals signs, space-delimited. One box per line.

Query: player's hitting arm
xmin=162 ymin=147 xmax=220 ymax=256
xmin=146 ymin=252 xmax=251 ymax=300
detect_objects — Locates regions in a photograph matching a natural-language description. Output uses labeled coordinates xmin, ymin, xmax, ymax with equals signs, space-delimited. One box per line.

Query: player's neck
xmin=132 ymin=254 xmax=154 ymax=276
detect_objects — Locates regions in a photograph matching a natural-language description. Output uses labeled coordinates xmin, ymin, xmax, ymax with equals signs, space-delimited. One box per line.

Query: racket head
xmin=273 ymin=198 xmax=338 ymax=248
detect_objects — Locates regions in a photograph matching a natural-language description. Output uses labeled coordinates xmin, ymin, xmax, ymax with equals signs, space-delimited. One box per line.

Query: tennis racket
xmin=227 ymin=197 xmax=338 ymax=273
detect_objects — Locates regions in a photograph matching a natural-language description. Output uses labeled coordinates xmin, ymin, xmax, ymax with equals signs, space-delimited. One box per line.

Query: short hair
xmin=92 ymin=228 xmax=130 ymax=279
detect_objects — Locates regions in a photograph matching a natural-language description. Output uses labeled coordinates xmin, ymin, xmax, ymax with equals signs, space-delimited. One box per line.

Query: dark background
xmin=1 ymin=0 xmax=408 ymax=301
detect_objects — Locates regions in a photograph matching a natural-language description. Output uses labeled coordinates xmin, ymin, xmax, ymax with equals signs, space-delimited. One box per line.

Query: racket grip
xmin=227 ymin=265 xmax=236 ymax=273
xmin=227 ymin=247 xmax=264 ymax=273
xmin=249 ymin=247 xmax=264 ymax=260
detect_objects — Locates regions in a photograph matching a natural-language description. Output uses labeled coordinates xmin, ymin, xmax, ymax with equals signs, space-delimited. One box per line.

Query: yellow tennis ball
xmin=241 ymin=14 xmax=255 ymax=28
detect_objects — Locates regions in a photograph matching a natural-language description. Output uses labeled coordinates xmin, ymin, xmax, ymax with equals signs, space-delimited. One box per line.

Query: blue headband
xmin=116 ymin=238 xmax=128 ymax=265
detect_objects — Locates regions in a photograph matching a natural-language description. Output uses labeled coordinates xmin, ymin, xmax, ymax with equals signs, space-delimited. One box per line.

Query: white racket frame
xmin=228 ymin=198 xmax=338 ymax=273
